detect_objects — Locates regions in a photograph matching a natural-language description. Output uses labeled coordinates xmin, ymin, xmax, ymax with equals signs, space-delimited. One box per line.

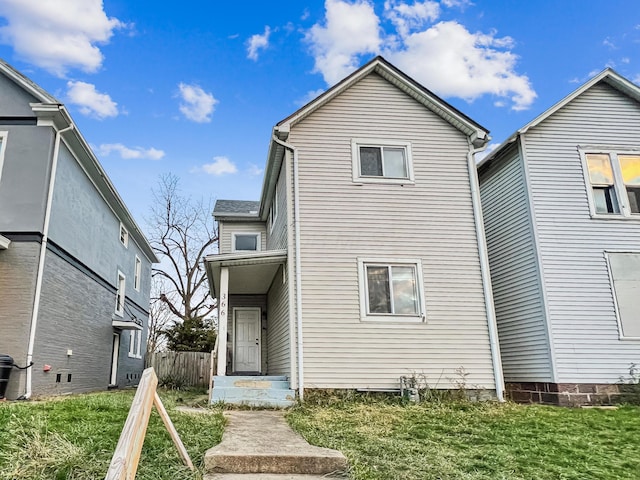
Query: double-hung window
xmin=358 ymin=258 xmax=424 ymax=322
xmin=115 ymin=271 xmax=126 ymax=316
xmin=119 ymin=223 xmax=129 ymax=247
xmin=129 ymin=330 xmax=142 ymax=358
xmin=582 ymin=149 xmax=640 ymax=217
xmin=232 ymin=232 xmax=261 ymax=252
xmin=352 ymin=139 xmax=414 ymax=183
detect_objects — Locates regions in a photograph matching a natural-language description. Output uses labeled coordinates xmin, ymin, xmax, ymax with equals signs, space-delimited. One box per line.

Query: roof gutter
xmin=271 ymin=133 xmax=305 ymax=402
xmin=466 ymin=137 xmax=505 ymax=402
xmin=24 ymin=120 xmax=75 ymax=399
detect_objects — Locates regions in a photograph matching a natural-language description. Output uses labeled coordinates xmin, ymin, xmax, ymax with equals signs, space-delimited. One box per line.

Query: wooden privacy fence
xmin=145 ymin=351 xmax=212 ymax=388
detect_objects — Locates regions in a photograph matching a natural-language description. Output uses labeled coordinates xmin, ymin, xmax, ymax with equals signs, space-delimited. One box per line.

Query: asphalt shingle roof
xmin=213 ymin=199 xmax=260 ymax=216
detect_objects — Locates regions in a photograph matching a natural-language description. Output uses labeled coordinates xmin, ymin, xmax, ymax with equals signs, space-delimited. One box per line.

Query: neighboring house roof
xmin=258 ymin=55 xmax=491 ymax=219
xmin=477 ymin=68 xmax=640 ymax=169
xmin=213 ymin=200 xmax=260 ymax=220
xmin=0 ymin=61 xmax=158 ymax=264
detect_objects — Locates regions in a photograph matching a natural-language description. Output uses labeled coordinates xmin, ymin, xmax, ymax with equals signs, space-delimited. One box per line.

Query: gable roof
xmin=0 ymin=61 xmax=158 ymax=263
xmin=258 ymin=56 xmax=491 ymax=218
xmin=213 ymin=200 xmax=260 ymax=220
xmin=477 ymin=68 xmax=640 ymax=169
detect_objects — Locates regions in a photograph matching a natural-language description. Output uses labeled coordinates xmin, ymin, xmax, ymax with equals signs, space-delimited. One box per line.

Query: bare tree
xmin=147 ymin=173 xmax=218 ymax=351
xmin=146 ymin=278 xmax=173 ymax=353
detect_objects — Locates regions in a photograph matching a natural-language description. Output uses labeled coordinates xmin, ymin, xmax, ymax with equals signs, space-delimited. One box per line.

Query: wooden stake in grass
xmin=105 ymin=367 xmax=194 ymax=480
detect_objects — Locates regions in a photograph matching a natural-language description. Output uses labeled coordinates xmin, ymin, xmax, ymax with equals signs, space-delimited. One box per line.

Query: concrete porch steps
xmin=211 ymin=375 xmax=296 ymax=408
xmin=204 ymin=411 xmax=348 ymax=477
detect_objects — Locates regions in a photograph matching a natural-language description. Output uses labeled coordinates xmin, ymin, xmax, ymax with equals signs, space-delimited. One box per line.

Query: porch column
xmin=217 ymin=266 xmax=229 ymax=376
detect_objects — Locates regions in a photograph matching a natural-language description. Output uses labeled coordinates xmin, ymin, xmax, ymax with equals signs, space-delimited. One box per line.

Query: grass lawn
xmin=287 ymin=397 xmax=640 ymax=480
xmin=0 ymin=389 xmax=224 ymax=480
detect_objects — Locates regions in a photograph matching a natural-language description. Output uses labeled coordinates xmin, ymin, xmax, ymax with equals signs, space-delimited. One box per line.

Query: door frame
xmin=232 ymin=307 xmax=262 ymax=373
xmin=110 ymin=332 xmax=120 ymax=385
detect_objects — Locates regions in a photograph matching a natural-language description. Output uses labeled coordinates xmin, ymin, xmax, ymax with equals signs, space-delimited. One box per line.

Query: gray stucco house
xmin=478 ymin=69 xmax=640 ymax=406
xmin=205 ymin=56 xmax=505 ymax=404
xmin=0 ymin=60 xmax=157 ymax=400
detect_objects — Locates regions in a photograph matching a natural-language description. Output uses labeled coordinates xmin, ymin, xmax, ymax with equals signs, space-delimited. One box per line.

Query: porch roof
xmin=204 ymin=249 xmax=287 ymax=297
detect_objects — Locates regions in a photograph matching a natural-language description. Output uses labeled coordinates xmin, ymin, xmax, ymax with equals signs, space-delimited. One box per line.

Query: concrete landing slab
xmin=204 ymin=411 xmax=347 ymax=475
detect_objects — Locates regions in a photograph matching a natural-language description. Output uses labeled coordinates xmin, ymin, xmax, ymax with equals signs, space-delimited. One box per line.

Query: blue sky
xmin=0 ymin=1 xmax=638 ymax=228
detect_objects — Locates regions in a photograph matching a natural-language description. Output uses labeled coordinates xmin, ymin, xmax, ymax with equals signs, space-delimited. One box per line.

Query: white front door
xmin=233 ymin=308 xmax=261 ymax=373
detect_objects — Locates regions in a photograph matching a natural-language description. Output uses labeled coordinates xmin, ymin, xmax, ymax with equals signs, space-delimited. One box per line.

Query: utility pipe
xmin=271 ymin=134 xmax=305 ymax=401
xmin=25 ymin=122 xmax=74 ymax=399
xmin=467 ymin=138 xmax=505 ymax=402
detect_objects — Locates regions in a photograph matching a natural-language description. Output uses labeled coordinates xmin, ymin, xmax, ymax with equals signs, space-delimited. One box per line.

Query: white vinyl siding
xmin=479 ymin=143 xmax=552 ymax=382
xmin=524 ymin=82 xmax=640 ymax=383
xmin=267 ymin=264 xmax=290 ymax=375
xmin=266 ymin=166 xmax=288 ymax=251
xmin=219 ymin=222 xmax=266 ymax=254
xmin=288 ymin=72 xmax=495 ymax=390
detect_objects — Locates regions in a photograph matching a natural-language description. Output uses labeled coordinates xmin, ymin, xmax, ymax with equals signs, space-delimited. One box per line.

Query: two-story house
xmin=205 ymin=56 xmax=505 ymax=405
xmin=0 ymin=60 xmax=157 ymax=400
xmin=478 ymin=69 xmax=640 ymax=406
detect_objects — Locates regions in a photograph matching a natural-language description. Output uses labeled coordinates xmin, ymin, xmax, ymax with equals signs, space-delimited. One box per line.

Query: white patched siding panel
xmin=219 ymin=221 xmax=266 ymax=254
xmin=288 ymin=72 xmax=495 ymax=390
xmin=267 ymin=264 xmax=290 ymax=375
xmin=266 ymin=165 xmax=288 ymax=251
xmin=479 ymin=145 xmax=551 ymax=382
xmin=525 ymin=82 xmax=640 ymax=383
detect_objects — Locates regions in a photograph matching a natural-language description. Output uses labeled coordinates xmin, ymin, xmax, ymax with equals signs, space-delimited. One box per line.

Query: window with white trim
xmin=269 ymin=189 xmax=278 ymax=232
xmin=128 ymin=330 xmax=142 ymax=358
xmin=358 ymin=258 xmax=424 ymax=321
xmin=0 ymin=133 xmax=8 ymax=184
xmin=119 ymin=223 xmax=129 ymax=247
xmin=607 ymin=252 xmax=640 ymax=338
xmin=352 ymin=139 xmax=414 ymax=183
xmin=115 ymin=271 xmax=125 ymax=316
xmin=232 ymin=232 xmax=261 ymax=252
xmin=582 ymin=149 xmax=640 ymax=217
xmin=134 ymin=256 xmax=141 ymax=291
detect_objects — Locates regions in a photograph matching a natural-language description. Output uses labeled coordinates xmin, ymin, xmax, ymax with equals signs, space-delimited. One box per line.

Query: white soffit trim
xmin=0 ymin=235 xmax=10 ymax=250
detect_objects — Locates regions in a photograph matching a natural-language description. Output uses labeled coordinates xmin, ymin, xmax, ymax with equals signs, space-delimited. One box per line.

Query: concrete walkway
xmin=203 ymin=411 xmax=348 ymax=479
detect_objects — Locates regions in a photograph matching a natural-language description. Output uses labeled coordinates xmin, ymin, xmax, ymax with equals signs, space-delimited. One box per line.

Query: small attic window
xmin=119 ymin=223 xmax=129 ymax=248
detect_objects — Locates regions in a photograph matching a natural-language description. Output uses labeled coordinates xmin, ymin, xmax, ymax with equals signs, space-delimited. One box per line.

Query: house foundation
xmin=506 ymin=382 xmax=639 ymax=406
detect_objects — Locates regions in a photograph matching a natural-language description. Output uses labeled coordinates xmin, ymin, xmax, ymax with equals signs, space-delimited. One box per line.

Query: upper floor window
xmin=352 ymin=139 xmax=414 ymax=184
xmin=583 ymin=149 xmax=640 ymax=217
xmin=269 ymin=189 xmax=278 ymax=232
xmin=358 ymin=258 xmax=424 ymax=322
xmin=115 ymin=271 xmax=126 ymax=316
xmin=134 ymin=256 xmax=142 ymax=291
xmin=233 ymin=232 xmax=261 ymax=252
xmin=119 ymin=223 xmax=129 ymax=247
xmin=0 ymin=132 xmax=7 ymax=184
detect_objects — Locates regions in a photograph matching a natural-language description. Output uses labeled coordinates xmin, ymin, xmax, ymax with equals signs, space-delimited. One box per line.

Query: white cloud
xmin=384 ymin=0 xmax=440 ymax=38
xmin=98 ymin=143 xmax=165 ymax=160
xmin=474 ymin=142 xmax=500 ymax=163
xmin=305 ymin=0 xmax=381 ymax=85
xmin=0 ymin=0 xmax=125 ymax=76
xmin=633 ymin=74 xmax=640 ymax=85
xmin=248 ymin=163 xmax=264 ymax=176
xmin=603 ymin=37 xmax=616 ymax=49
xmin=305 ymin=1 xmax=536 ymax=110
xmin=202 ymin=156 xmax=238 ymax=175
xmin=247 ymin=26 xmax=271 ymax=61
xmin=66 ymin=81 xmax=119 ymax=119
xmin=388 ymin=21 xmax=535 ymax=110
xmin=295 ymin=88 xmax=326 ymax=107
xmin=177 ymin=83 xmax=218 ymax=123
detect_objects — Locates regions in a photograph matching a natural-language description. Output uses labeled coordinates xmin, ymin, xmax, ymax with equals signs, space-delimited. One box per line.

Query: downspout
xmin=272 ymin=134 xmax=304 ymax=401
xmin=24 ymin=122 xmax=74 ymax=399
xmin=467 ymin=137 xmax=505 ymax=402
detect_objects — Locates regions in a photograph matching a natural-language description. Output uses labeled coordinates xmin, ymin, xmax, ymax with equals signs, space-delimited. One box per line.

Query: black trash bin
xmin=0 ymin=354 xmax=14 ymax=400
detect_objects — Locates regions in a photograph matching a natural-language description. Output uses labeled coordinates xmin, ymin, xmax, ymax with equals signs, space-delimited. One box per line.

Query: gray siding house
xmin=205 ymin=57 xmax=504 ymax=403
xmin=0 ymin=61 xmax=157 ymax=400
xmin=478 ymin=69 xmax=640 ymax=405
